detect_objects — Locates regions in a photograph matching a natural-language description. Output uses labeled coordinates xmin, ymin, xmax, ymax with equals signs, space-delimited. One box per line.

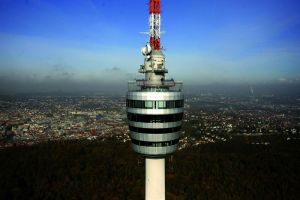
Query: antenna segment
xmin=149 ymin=0 xmax=161 ymax=50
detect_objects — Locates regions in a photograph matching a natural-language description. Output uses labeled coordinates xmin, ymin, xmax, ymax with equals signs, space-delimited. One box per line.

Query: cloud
xmin=0 ymin=74 xmax=127 ymax=94
xmin=278 ymin=77 xmax=287 ymax=82
xmin=277 ymin=77 xmax=300 ymax=84
xmin=52 ymin=64 xmax=66 ymax=72
xmin=49 ymin=64 xmax=75 ymax=79
xmin=105 ymin=66 xmax=121 ymax=72
xmin=44 ymin=75 xmax=52 ymax=80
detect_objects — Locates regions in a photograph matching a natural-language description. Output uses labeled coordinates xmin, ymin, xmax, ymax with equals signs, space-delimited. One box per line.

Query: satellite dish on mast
xmin=141 ymin=44 xmax=152 ymax=56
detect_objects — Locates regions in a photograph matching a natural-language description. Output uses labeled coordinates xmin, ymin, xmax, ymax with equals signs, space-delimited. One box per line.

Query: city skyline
xmin=0 ymin=0 xmax=300 ymax=93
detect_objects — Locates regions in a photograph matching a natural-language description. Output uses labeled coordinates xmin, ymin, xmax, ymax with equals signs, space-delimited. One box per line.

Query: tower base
xmin=145 ymin=158 xmax=165 ymax=200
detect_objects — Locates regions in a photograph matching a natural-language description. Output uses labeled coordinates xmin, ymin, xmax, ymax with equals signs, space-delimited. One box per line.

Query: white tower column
xmin=145 ymin=158 xmax=165 ymax=200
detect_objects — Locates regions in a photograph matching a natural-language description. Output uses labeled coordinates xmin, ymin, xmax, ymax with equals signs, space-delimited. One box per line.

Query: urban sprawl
xmin=0 ymin=93 xmax=299 ymax=149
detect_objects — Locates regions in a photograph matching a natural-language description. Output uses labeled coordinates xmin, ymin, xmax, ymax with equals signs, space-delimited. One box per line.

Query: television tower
xmin=126 ymin=0 xmax=184 ymax=199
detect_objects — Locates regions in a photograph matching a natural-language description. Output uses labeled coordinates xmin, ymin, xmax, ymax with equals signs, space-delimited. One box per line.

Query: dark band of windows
xmin=131 ymin=138 xmax=179 ymax=147
xmin=129 ymin=125 xmax=181 ymax=133
xmin=127 ymin=113 xmax=183 ymax=123
xmin=126 ymin=99 xmax=184 ymax=109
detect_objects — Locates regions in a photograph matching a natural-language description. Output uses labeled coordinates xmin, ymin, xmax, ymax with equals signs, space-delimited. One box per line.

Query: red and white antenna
xmin=149 ymin=0 xmax=161 ymax=50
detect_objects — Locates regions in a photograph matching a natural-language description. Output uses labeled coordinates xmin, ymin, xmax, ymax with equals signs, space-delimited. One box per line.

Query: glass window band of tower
xmin=129 ymin=125 xmax=181 ymax=133
xmin=131 ymin=138 xmax=179 ymax=147
xmin=127 ymin=113 xmax=183 ymax=123
xmin=126 ymin=99 xmax=184 ymax=109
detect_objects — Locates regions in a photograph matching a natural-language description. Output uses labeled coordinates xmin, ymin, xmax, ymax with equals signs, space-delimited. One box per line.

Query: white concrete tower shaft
xmin=146 ymin=158 xmax=165 ymax=200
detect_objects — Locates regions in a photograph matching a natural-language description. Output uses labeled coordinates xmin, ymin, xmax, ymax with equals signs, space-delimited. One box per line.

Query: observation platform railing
xmin=128 ymin=79 xmax=183 ymax=92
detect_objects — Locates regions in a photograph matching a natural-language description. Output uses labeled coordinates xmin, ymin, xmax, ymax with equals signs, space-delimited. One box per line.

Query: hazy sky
xmin=0 ymin=0 xmax=299 ymax=93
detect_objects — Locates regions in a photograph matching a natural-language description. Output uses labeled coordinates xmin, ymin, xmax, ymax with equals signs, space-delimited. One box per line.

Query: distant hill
xmin=0 ymin=138 xmax=299 ymax=200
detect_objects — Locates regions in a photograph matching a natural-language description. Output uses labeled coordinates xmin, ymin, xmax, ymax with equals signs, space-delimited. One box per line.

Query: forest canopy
xmin=0 ymin=138 xmax=299 ymax=200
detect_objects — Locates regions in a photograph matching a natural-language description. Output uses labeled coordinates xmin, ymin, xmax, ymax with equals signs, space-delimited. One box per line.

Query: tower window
xmin=126 ymin=99 xmax=184 ymax=109
xmin=127 ymin=113 xmax=183 ymax=123
xmin=157 ymin=101 xmax=166 ymax=109
xmin=129 ymin=126 xmax=181 ymax=133
xmin=145 ymin=101 xmax=153 ymax=108
xmin=131 ymin=138 xmax=179 ymax=147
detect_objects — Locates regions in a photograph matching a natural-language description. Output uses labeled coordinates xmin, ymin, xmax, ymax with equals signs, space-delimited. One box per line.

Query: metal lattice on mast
xmin=149 ymin=0 xmax=161 ymax=50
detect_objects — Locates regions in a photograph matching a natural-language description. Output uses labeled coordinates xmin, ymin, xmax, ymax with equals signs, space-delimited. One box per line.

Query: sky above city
xmin=0 ymin=0 xmax=300 ymax=93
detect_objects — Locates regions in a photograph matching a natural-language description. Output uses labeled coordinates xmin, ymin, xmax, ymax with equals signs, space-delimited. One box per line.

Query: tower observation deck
xmin=126 ymin=1 xmax=183 ymax=199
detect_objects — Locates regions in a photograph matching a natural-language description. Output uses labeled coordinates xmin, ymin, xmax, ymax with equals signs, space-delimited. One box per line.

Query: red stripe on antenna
xmin=149 ymin=0 xmax=160 ymax=14
xmin=150 ymin=37 xmax=160 ymax=50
